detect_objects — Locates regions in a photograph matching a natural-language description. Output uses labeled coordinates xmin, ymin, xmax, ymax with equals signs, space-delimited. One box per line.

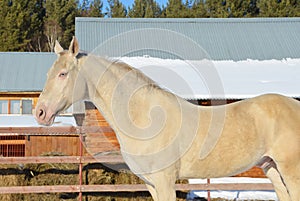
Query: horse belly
xmin=179 ymin=155 xmax=258 ymax=179
xmin=178 ymin=100 xmax=271 ymax=179
xmin=179 ymin=134 xmax=265 ymax=179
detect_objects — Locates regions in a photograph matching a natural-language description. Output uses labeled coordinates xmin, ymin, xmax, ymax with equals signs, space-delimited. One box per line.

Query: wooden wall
xmin=83 ymin=102 xmax=120 ymax=156
xmin=25 ymin=135 xmax=81 ymax=156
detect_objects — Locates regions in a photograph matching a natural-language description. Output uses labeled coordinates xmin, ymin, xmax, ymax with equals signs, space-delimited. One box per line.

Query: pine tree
xmin=166 ymin=0 xmax=190 ymax=17
xmin=145 ymin=3 xmax=154 ymax=17
xmin=108 ymin=0 xmax=127 ymax=17
xmin=79 ymin=0 xmax=90 ymax=17
xmin=27 ymin=0 xmax=46 ymax=51
xmin=205 ymin=0 xmax=228 ymax=17
xmin=44 ymin=0 xmax=78 ymax=52
xmin=258 ymin=0 xmax=300 ymax=17
xmin=160 ymin=5 xmax=167 ymax=17
xmin=128 ymin=0 xmax=144 ymax=17
xmin=0 ymin=0 xmax=45 ymax=51
xmin=88 ymin=0 xmax=103 ymax=17
xmin=191 ymin=0 xmax=208 ymax=17
xmin=248 ymin=0 xmax=260 ymax=17
xmin=146 ymin=0 xmax=162 ymax=17
xmin=226 ymin=0 xmax=253 ymax=17
xmin=128 ymin=0 xmax=161 ymax=18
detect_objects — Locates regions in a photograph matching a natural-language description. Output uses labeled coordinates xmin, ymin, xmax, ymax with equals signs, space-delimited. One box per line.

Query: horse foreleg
xmin=145 ymin=171 xmax=177 ymax=201
xmin=145 ymin=184 xmax=158 ymax=201
xmin=276 ymin=160 xmax=300 ymax=201
xmin=154 ymin=177 xmax=176 ymax=201
xmin=264 ymin=165 xmax=291 ymax=201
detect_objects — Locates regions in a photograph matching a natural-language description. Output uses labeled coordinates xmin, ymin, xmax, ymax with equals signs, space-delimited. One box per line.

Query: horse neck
xmin=80 ymin=55 xmax=158 ymax=128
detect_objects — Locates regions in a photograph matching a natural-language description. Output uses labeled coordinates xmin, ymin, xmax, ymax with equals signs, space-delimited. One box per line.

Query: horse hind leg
xmin=259 ymin=156 xmax=291 ymax=201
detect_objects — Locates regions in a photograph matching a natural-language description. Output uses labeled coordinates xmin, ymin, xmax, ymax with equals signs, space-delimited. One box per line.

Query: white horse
xmin=35 ymin=37 xmax=300 ymax=201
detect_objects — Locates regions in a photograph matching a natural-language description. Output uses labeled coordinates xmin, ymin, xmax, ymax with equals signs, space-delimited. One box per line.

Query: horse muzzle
xmin=35 ymin=103 xmax=56 ymax=126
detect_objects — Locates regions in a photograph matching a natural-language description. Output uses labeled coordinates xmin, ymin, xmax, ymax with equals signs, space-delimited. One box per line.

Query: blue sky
xmin=102 ymin=0 xmax=169 ymax=10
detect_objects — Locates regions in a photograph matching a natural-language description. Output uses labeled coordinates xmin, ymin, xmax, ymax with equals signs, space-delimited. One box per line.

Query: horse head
xmin=35 ymin=37 xmax=87 ymax=125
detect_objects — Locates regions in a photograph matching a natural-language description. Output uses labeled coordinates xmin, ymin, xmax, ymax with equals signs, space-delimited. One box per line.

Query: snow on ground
xmin=187 ymin=177 xmax=277 ymax=200
xmin=0 ymin=115 xmax=77 ymax=127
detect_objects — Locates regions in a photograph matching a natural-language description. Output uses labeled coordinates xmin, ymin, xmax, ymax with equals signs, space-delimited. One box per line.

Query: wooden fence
xmin=0 ymin=126 xmax=274 ymax=200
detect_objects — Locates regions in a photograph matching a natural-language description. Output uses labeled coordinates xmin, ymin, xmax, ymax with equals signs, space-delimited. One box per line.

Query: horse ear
xmin=69 ymin=36 xmax=79 ymax=57
xmin=54 ymin=40 xmax=64 ymax=55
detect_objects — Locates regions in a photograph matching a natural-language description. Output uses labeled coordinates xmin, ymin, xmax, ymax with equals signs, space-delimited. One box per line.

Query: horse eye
xmin=59 ymin=72 xmax=68 ymax=78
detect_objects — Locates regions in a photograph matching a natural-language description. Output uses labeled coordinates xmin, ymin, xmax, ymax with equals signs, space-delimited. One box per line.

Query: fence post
xmin=207 ymin=178 xmax=211 ymax=201
xmin=78 ymin=133 xmax=83 ymax=201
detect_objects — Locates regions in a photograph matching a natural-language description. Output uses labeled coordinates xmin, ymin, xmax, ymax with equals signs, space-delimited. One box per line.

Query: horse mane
xmin=115 ymin=60 xmax=160 ymax=86
xmin=92 ymin=55 xmax=164 ymax=92
xmin=58 ymin=50 xmax=88 ymax=58
xmin=76 ymin=52 xmax=172 ymax=98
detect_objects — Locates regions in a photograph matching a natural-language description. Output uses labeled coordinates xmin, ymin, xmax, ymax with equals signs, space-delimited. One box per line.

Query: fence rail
xmin=0 ymin=155 xmax=123 ymax=164
xmin=0 ymin=155 xmax=274 ymax=195
xmin=0 ymin=126 xmax=112 ymax=135
xmin=0 ymin=183 xmax=274 ymax=194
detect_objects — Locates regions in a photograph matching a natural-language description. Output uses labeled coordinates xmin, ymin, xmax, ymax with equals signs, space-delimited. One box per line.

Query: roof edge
xmin=75 ymin=17 xmax=300 ymax=23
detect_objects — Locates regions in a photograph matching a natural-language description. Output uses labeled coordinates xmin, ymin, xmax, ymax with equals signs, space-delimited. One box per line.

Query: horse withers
xmin=35 ymin=37 xmax=300 ymax=201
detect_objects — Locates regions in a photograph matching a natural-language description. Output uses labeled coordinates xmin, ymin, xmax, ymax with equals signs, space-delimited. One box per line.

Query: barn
xmin=0 ymin=52 xmax=119 ymax=157
xmin=0 ymin=17 xmax=300 ymax=178
xmin=74 ymin=17 xmax=300 ymax=102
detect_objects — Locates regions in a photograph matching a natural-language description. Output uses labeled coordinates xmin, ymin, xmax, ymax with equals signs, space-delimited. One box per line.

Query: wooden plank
xmin=0 ymin=140 xmax=25 ymax=145
xmin=25 ymin=136 xmax=31 ymax=156
xmin=0 ymin=156 xmax=80 ymax=164
xmin=0 ymin=126 xmax=113 ymax=135
xmin=0 ymin=185 xmax=81 ymax=194
xmin=0 ymin=127 xmax=79 ymax=135
xmin=0 ymin=183 xmax=274 ymax=194
xmin=80 ymin=184 xmax=147 ymax=192
xmin=0 ymin=155 xmax=124 ymax=164
xmin=0 ymin=92 xmax=40 ymax=97
xmin=0 ymin=185 xmax=146 ymax=194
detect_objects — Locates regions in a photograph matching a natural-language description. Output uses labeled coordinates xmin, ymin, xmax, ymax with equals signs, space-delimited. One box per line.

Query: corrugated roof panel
xmin=75 ymin=17 xmax=300 ymax=61
xmin=0 ymin=52 xmax=56 ymax=92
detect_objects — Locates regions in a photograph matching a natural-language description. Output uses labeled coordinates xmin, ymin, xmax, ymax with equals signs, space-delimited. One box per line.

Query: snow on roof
xmin=1 ymin=53 xmax=299 ymax=100
xmin=0 ymin=115 xmax=77 ymax=127
xmin=120 ymin=57 xmax=300 ymax=100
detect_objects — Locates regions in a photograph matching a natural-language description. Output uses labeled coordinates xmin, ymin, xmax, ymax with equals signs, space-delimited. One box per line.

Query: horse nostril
xmin=37 ymin=108 xmax=46 ymax=120
xmin=39 ymin=109 xmax=44 ymax=117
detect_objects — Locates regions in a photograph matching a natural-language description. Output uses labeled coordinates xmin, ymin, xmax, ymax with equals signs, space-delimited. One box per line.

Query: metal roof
xmin=75 ymin=17 xmax=300 ymax=61
xmin=0 ymin=52 xmax=56 ymax=92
